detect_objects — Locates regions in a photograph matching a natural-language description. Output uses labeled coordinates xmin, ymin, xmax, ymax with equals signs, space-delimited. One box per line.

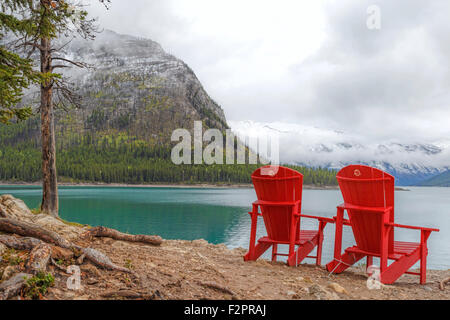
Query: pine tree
xmin=0 ymin=0 xmax=40 ymax=123
xmin=2 ymin=0 xmax=109 ymax=217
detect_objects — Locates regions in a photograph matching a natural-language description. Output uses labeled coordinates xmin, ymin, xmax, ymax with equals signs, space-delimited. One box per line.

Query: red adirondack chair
xmin=326 ymin=165 xmax=439 ymax=284
xmin=244 ymin=166 xmax=333 ymax=266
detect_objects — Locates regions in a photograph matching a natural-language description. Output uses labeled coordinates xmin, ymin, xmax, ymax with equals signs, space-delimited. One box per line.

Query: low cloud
xmin=87 ymin=0 xmax=450 ymax=151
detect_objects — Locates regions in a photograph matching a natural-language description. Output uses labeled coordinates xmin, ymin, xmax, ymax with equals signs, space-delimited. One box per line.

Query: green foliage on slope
xmin=0 ymin=117 xmax=338 ymax=186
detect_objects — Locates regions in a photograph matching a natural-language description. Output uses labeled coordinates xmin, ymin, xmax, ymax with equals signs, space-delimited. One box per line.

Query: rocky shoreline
xmin=0 ymin=195 xmax=448 ymax=300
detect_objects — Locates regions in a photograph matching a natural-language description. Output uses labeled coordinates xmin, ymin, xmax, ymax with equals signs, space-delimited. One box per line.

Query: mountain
xmin=0 ymin=30 xmax=337 ymax=186
xmin=229 ymin=120 xmax=450 ymax=186
xmin=418 ymin=170 xmax=450 ymax=187
xmin=61 ymin=30 xmax=227 ymax=138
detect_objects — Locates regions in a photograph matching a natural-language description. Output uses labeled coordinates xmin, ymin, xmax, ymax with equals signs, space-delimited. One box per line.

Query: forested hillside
xmin=0 ymin=30 xmax=337 ymax=186
xmin=0 ymin=115 xmax=337 ymax=186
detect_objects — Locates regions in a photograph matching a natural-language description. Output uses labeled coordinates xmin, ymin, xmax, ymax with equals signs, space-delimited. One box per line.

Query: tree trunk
xmin=40 ymin=37 xmax=59 ymax=217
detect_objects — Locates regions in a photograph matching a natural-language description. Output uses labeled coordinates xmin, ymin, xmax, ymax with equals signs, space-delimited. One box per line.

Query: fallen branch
xmin=0 ymin=217 xmax=131 ymax=273
xmin=100 ymin=290 xmax=142 ymax=299
xmin=26 ymin=243 xmax=52 ymax=274
xmin=76 ymin=253 xmax=86 ymax=265
xmin=0 ymin=273 xmax=32 ymax=300
xmin=440 ymin=277 xmax=450 ymax=291
xmin=0 ymin=235 xmax=42 ymax=250
xmin=83 ymin=226 xmax=163 ymax=246
xmin=0 ymin=218 xmax=72 ymax=249
xmin=82 ymin=248 xmax=131 ymax=273
xmin=50 ymin=258 xmax=68 ymax=273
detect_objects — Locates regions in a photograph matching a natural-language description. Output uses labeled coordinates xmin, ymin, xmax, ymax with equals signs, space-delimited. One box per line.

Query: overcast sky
xmin=87 ymin=0 xmax=450 ymax=144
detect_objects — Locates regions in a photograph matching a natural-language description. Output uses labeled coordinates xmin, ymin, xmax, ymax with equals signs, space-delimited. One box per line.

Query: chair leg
xmin=272 ymin=244 xmax=278 ymax=262
xmin=288 ymin=206 xmax=299 ymax=259
xmin=244 ymin=207 xmax=259 ymax=261
xmin=366 ymin=256 xmax=373 ymax=269
xmin=326 ymin=207 xmax=346 ymax=272
xmin=316 ymin=222 xmax=325 ymax=266
xmin=420 ymin=230 xmax=430 ymax=284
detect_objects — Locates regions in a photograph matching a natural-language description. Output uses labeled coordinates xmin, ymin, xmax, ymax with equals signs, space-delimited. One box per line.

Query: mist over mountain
xmin=229 ymin=120 xmax=450 ymax=186
xmin=54 ymin=29 xmax=228 ymax=139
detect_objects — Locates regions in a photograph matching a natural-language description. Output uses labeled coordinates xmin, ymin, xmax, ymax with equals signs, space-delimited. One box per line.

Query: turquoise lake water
xmin=0 ymin=186 xmax=448 ymax=270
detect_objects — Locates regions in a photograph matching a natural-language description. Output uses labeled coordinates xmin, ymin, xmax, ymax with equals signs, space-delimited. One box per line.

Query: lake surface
xmin=1 ymin=185 xmax=448 ymax=270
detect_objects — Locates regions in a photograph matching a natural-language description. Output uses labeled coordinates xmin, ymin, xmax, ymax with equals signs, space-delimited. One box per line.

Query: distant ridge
xmin=418 ymin=170 xmax=450 ymax=187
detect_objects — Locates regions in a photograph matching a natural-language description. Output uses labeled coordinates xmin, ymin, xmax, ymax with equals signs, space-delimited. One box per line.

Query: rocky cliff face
xmin=53 ymin=30 xmax=227 ymax=141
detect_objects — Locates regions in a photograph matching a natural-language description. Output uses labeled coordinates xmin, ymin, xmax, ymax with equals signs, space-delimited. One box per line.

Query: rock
xmin=423 ymin=286 xmax=433 ymax=292
xmin=328 ymin=282 xmax=349 ymax=295
xmin=0 ymin=243 xmax=6 ymax=256
xmin=51 ymin=246 xmax=74 ymax=261
xmin=1 ymin=265 xmax=18 ymax=281
xmin=286 ymin=290 xmax=296 ymax=297
xmin=309 ymin=284 xmax=339 ymax=300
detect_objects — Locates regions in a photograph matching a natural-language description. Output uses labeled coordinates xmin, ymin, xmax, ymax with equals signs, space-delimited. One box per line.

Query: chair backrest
xmin=337 ymin=165 xmax=395 ymax=254
xmin=252 ymin=166 xmax=303 ymax=242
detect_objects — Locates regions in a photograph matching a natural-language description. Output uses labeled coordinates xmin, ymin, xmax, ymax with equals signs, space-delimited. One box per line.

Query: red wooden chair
xmin=326 ymin=165 xmax=439 ymax=284
xmin=244 ymin=166 xmax=333 ymax=266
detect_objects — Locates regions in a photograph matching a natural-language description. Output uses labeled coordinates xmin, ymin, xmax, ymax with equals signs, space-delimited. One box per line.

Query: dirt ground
xmin=36 ymin=238 xmax=450 ymax=300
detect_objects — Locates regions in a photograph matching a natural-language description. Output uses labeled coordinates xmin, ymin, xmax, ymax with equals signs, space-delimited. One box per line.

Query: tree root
xmin=100 ymin=289 xmax=143 ymax=299
xmin=82 ymin=226 xmax=163 ymax=246
xmin=50 ymin=258 xmax=68 ymax=273
xmin=0 ymin=235 xmax=42 ymax=250
xmin=0 ymin=217 xmax=132 ymax=274
xmin=81 ymin=247 xmax=131 ymax=273
xmin=0 ymin=273 xmax=32 ymax=300
xmin=0 ymin=218 xmax=72 ymax=249
xmin=440 ymin=277 xmax=450 ymax=291
xmin=197 ymin=280 xmax=236 ymax=297
xmin=26 ymin=243 xmax=52 ymax=274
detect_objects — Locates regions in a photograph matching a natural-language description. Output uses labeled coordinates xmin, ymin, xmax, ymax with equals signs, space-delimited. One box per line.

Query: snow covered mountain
xmin=229 ymin=120 xmax=450 ymax=186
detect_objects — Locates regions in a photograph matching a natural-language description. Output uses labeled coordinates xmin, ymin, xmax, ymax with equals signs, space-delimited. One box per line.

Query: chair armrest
xmin=299 ymin=214 xmax=334 ymax=224
xmin=253 ymin=200 xmax=301 ymax=206
xmin=338 ymin=203 xmax=392 ymax=214
xmin=385 ymin=222 xmax=439 ymax=233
